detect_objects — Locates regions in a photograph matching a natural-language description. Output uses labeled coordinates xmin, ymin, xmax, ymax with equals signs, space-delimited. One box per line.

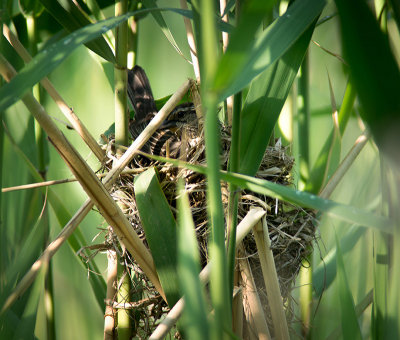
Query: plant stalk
xmin=114 ymin=0 xmax=129 ymax=153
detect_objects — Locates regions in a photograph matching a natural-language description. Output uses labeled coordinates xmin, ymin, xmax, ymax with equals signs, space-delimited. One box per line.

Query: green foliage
xmin=1 ymin=0 xmax=399 ymax=338
xmin=134 ymin=167 xmax=179 ymax=306
xmin=335 ymin=233 xmax=363 ymax=340
xmin=335 ymin=0 xmax=400 ymax=164
xmin=177 ymin=181 xmax=209 ymax=340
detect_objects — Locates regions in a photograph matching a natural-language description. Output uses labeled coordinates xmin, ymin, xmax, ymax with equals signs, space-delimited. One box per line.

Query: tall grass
xmin=0 ymin=0 xmax=399 ymax=339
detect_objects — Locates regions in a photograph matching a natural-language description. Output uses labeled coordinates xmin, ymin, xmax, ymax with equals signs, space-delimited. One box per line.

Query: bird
xmin=127 ymin=66 xmax=197 ymax=158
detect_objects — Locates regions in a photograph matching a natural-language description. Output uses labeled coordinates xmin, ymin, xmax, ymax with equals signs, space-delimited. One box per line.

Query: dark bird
xmin=127 ymin=66 xmax=197 ymax=158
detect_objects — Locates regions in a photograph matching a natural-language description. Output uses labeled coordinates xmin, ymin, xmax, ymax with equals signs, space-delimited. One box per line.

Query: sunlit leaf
xmin=239 ymin=20 xmax=317 ymax=176
xmin=177 ymin=181 xmax=209 ymax=340
xmin=141 ymin=154 xmax=392 ymax=232
xmin=134 ymin=167 xmax=179 ymax=306
xmin=213 ymin=0 xmax=325 ymax=101
xmin=39 ymin=0 xmax=115 ymax=62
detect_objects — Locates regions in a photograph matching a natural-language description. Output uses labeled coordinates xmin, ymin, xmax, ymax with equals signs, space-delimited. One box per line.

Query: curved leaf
xmin=141 ymin=154 xmax=393 ymax=233
xmin=213 ymin=0 xmax=326 ymax=100
xmin=38 ymin=0 xmax=115 ymax=62
xmin=239 ymin=20 xmax=317 ymax=176
xmin=335 ymin=0 xmax=400 ymax=164
xmin=0 ymin=7 xmax=203 ymax=114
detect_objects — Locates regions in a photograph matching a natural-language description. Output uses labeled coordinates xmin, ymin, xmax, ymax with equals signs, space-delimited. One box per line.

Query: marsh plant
xmin=0 ymin=0 xmax=399 ymax=339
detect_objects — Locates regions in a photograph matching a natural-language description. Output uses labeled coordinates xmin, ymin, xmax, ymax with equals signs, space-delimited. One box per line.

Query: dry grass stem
xmin=253 ymin=219 xmax=290 ymax=340
xmin=2 ymin=178 xmax=76 ymax=192
xmin=1 ymin=168 xmax=146 ymax=193
xmin=180 ymin=0 xmax=200 ymax=79
xmin=319 ymin=130 xmax=370 ymax=199
xmin=2 ymin=24 xmax=106 ymax=162
xmin=232 ymin=284 xmax=244 ymax=337
xmin=239 ymin=244 xmax=271 ymax=340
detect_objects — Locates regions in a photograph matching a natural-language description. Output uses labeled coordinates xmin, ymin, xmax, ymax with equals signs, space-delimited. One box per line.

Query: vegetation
xmin=0 ymin=0 xmax=399 ymax=339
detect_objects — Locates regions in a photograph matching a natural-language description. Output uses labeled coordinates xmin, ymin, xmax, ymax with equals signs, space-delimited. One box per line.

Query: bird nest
xmin=97 ymin=115 xmax=316 ymax=337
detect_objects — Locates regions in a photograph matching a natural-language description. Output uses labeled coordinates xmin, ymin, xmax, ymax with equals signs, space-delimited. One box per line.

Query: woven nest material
xmin=99 ymin=119 xmax=316 ymax=337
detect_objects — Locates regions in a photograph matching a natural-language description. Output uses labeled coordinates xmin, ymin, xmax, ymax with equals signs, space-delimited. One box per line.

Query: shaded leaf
xmin=335 ymin=0 xmax=400 ymax=164
xmin=313 ymin=226 xmax=365 ymax=297
xmin=335 ymin=233 xmax=363 ymax=340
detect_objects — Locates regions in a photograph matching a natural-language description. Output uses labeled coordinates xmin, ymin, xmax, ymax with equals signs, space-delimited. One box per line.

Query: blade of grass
xmin=177 ymin=180 xmax=209 ymax=340
xmin=143 ymin=0 xmax=188 ymax=61
xmin=212 ymin=0 xmax=278 ymax=95
xmin=305 ymin=79 xmax=356 ymax=194
xmin=134 ymin=168 xmax=179 ymax=306
xmin=193 ymin=0 xmax=231 ymax=337
xmin=313 ymin=225 xmax=365 ymax=297
xmin=238 ymin=20 xmax=317 ymax=176
xmin=335 ymin=232 xmax=363 ymax=340
xmin=320 ymin=71 xmax=341 ymax=190
xmin=11 ymin=259 xmax=48 ymax=340
xmin=139 ymin=153 xmax=393 ymax=232
xmin=335 ymin=0 xmax=400 ymax=164
xmin=38 ymin=0 xmax=115 ymax=62
xmin=213 ymin=0 xmax=325 ymax=101
xmin=297 ymin=51 xmax=310 ymax=188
